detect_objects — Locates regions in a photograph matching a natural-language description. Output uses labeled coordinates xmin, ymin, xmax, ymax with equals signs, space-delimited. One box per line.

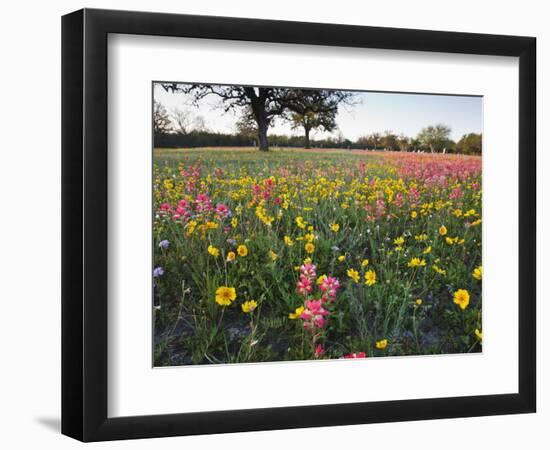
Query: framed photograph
xmin=62 ymin=8 xmax=536 ymax=442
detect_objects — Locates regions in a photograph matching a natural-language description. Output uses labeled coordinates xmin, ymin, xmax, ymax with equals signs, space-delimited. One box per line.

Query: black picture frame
xmin=62 ymin=8 xmax=536 ymax=442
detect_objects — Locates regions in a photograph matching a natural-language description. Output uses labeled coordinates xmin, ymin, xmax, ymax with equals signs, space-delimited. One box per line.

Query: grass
xmin=152 ymin=147 xmax=482 ymax=366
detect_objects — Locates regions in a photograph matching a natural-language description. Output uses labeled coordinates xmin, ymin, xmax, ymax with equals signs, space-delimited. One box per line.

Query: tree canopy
xmin=455 ymin=133 xmax=482 ymax=155
xmin=417 ymin=124 xmax=452 ymax=153
xmin=290 ymin=110 xmax=337 ymax=149
xmin=161 ymin=83 xmax=353 ymax=151
xmin=153 ymin=100 xmax=172 ymax=134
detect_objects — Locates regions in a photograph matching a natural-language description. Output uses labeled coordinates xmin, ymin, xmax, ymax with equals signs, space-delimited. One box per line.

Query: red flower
xmin=343 ymin=352 xmax=366 ymax=359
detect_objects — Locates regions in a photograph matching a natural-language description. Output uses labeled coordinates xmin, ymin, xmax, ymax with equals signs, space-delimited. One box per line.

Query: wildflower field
xmin=153 ymin=148 xmax=482 ymax=366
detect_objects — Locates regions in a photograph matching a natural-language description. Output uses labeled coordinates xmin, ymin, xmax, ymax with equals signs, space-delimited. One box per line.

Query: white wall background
xmin=0 ymin=0 xmax=546 ymax=448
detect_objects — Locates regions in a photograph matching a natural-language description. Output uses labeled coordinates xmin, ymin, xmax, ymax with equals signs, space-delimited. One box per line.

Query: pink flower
xmin=343 ymin=352 xmax=366 ymax=359
xmin=299 ymin=263 xmax=317 ymax=281
xmin=194 ymin=193 xmax=212 ymax=213
xmin=175 ymin=199 xmax=191 ymax=220
xmin=375 ymin=198 xmax=386 ymax=214
xmin=314 ymin=344 xmax=325 ymax=358
xmin=300 ymin=300 xmax=330 ymax=330
xmin=313 ymin=316 xmax=327 ymax=328
xmin=186 ymin=181 xmax=196 ymax=192
xmin=449 ymin=186 xmax=464 ymax=200
xmin=214 ymin=203 xmax=231 ymax=219
xmin=320 ymin=276 xmax=340 ymax=301
xmin=177 ymin=199 xmax=190 ymax=209
xmin=180 ymin=163 xmax=201 ymax=178
xmin=394 ymin=192 xmax=404 ymax=207
xmin=297 ymin=276 xmax=313 ymax=296
xmin=408 ymin=187 xmax=420 ymax=203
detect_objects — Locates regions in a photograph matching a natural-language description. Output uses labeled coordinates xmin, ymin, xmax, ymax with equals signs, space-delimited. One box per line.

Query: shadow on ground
xmin=35 ymin=417 xmax=61 ymax=433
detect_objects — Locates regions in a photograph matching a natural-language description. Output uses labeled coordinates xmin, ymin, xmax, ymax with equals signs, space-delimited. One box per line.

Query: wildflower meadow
xmin=153 ymin=148 xmax=482 ymax=366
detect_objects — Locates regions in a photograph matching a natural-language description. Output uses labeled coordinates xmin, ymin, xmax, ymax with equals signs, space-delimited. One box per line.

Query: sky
xmin=154 ymin=83 xmax=482 ymax=142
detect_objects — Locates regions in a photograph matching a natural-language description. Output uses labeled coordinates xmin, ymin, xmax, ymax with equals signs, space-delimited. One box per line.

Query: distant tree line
xmin=154 ymin=130 xmax=355 ymax=149
xmin=154 ymin=95 xmax=481 ymax=155
xmin=155 ymin=126 xmax=482 ymax=155
xmin=354 ymin=126 xmax=482 ymax=155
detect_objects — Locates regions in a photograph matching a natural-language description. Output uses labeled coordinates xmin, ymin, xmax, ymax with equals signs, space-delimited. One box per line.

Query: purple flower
xmin=159 ymin=240 xmax=170 ymax=249
xmin=153 ymin=266 xmax=164 ymax=278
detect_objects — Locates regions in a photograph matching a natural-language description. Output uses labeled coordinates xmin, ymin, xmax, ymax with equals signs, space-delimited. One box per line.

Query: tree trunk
xmin=304 ymin=127 xmax=311 ymax=149
xmin=257 ymin=118 xmax=269 ymax=151
xmin=247 ymin=88 xmax=270 ymax=151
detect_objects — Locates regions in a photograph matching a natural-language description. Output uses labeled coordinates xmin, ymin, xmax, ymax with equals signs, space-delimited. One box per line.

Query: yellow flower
xmin=241 ymin=300 xmax=258 ymax=313
xmin=317 ymin=275 xmax=327 ymax=285
xmin=255 ymin=205 xmax=274 ymax=226
xmin=237 ymin=244 xmax=248 ymax=257
xmin=361 ymin=258 xmax=369 ymax=267
xmin=215 ymin=286 xmax=237 ymax=306
xmin=186 ymin=220 xmax=198 ymax=236
xmin=470 ymin=219 xmax=482 ymax=227
xmin=284 ymin=236 xmax=294 ymax=246
xmin=446 ymin=236 xmax=460 ymax=245
xmin=330 ymin=223 xmax=340 ymax=232
xmin=453 ymin=289 xmax=470 ymax=310
xmin=347 ymin=268 xmax=360 ymax=283
xmin=415 ymin=299 xmax=423 ymax=306
xmin=475 ymin=328 xmax=483 ymax=341
xmin=305 ymin=233 xmax=315 ymax=243
xmin=303 ymin=257 xmax=312 ymax=264
xmin=295 ymin=216 xmax=307 ymax=229
xmin=305 ymin=242 xmax=315 ymax=254
xmin=411 ymin=211 xmax=418 ymax=219
xmin=439 ymin=225 xmax=447 ymax=236
xmin=205 ymin=221 xmax=219 ymax=230
xmin=226 ymin=251 xmax=236 ymax=262
xmin=207 ymin=245 xmax=220 ymax=257
xmin=453 ymin=208 xmax=463 ymax=217
xmin=393 ymin=236 xmax=405 ymax=246
xmin=289 ymin=306 xmax=305 ymax=319
xmin=423 ymin=246 xmax=432 ymax=254
xmin=407 ymin=257 xmax=426 ymax=268
xmin=269 ymin=250 xmax=278 ymax=261
xmin=338 ymin=255 xmax=346 ymax=262
xmin=473 ymin=265 xmax=483 ymax=280
xmin=231 ymin=217 xmax=238 ymax=228
xmin=365 ymin=269 xmax=377 ymax=286
xmin=432 ymin=265 xmax=446 ymax=275
xmin=375 ymin=339 xmax=388 ymax=350
xmin=415 ymin=234 xmax=428 ymax=242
